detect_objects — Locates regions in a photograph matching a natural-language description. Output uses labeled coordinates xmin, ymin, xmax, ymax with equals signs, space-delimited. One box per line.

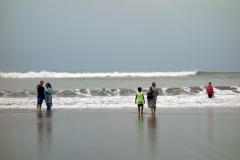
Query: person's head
xmin=40 ymin=80 xmax=44 ymax=86
xmin=208 ymin=82 xmax=211 ymax=85
xmin=46 ymin=83 xmax=52 ymax=88
xmin=152 ymin=82 xmax=156 ymax=87
xmin=138 ymin=87 xmax=142 ymax=92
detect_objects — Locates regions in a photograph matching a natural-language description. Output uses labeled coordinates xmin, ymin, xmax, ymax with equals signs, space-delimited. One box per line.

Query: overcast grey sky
xmin=0 ymin=0 xmax=240 ymax=72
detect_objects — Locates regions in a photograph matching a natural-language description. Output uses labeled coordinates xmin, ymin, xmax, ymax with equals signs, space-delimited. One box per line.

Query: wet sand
xmin=0 ymin=108 xmax=240 ymax=160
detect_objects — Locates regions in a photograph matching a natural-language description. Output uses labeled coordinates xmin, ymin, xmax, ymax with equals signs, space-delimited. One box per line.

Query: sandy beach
xmin=0 ymin=108 xmax=240 ymax=160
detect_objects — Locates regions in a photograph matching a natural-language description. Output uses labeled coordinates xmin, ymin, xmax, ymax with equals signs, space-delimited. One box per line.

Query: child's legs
xmin=138 ymin=104 xmax=143 ymax=113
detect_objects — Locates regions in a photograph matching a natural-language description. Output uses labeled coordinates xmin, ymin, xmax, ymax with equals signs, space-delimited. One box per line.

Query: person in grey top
xmin=148 ymin=82 xmax=159 ymax=116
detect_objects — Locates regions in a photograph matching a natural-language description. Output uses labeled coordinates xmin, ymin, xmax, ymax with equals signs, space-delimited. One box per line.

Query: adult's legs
xmin=47 ymin=106 xmax=51 ymax=111
xmin=39 ymin=104 xmax=42 ymax=111
xmin=37 ymin=104 xmax=42 ymax=111
xmin=37 ymin=98 xmax=43 ymax=111
xmin=153 ymin=106 xmax=156 ymax=115
xmin=151 ymin=107 xmax=154 ymax=115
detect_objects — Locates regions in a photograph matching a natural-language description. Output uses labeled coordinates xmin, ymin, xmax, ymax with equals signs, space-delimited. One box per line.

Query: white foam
xmin=0 ymin=71 xmax=198 ymax=78
xmin=182 ymin=87 xmax=190 ymax=92
xmin=1 ymin=93 xmax=240 ymax=109
xmin=162 ymin=87 xmax=167 ymax=95
xmin=233 ymin=86 xmax=240 ymax=92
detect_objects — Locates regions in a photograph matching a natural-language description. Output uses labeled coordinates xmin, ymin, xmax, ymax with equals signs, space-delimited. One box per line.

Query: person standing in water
xmin=147 ymin=82 xmax=159 ymax=116
xmin=45 ymin=83 xmax=52 ymax=111
xmin=37 ymin=80 xmax=45 ymax=112
xmin=135 ymin=87 xmax=145 ymax=115
xmin=206 ymin=82 xmax=214 ymax=98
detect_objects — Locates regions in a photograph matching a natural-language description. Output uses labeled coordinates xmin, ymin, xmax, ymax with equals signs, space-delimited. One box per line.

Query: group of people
xmin=135 ymin=82 xmax=159 ymax=116
xmin=135 ymin=81 xmax=215 ymax=115
xmin=36 ymin=80 xmax=214 ymax=114
xmin=37 ymin=80 xmax=52 ymax=112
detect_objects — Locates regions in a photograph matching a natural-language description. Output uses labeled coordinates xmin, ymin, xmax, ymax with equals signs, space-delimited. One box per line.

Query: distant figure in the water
xmin=37 ymin=80 xmax=45 ymax=112
xmin=206 ymin=82 xmax=214 ymax=98
xmin=147 ymin=82 xmax=159 ymax=116
xmin=45 ymin=83 xmax=52 ymax=111
xmin=135 ymin=87 xmax=145 ymax=115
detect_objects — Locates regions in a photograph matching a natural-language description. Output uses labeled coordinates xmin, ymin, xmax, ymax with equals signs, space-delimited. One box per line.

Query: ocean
xmin=0 ymin=71 xmax=240 ymax=109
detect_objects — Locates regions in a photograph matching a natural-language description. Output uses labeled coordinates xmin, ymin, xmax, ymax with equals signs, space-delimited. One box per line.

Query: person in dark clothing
xmin=37 ymin=80 xmax=45 ymax=111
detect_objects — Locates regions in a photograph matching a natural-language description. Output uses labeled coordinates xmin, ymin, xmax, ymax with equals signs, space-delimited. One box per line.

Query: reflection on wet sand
xmin=147 ymin=116 xmax=157 ymax=159
xmin=37 ymin=112 xmax=44 ymax=156
xmin=137 ymin=114 xmax=144 ymax=159
xmin=37 ymin=111 xmax=52 ymax=159
xmin=206 ymin=109 xmax=214 ymax=157
xmin=207 ymin=109 xmax=213 ymax=144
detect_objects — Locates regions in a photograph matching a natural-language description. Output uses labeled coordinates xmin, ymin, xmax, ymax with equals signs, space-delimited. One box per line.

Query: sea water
xmin=0 ymin=71 xmax=240 ymax=109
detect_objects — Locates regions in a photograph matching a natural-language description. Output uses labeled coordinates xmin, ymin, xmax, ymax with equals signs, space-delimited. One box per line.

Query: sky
xmin=0 ymin=0 xmax=240 ymax=72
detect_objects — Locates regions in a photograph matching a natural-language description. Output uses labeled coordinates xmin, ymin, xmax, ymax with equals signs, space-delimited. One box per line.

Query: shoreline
xmin=1 ymin=106 xmax=240 ymax=114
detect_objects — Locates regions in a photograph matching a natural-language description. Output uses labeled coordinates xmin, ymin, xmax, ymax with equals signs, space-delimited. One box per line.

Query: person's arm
xmin=206 ymin=86 xmax=210 ymax=94
xmin=142 ymin=93 xmax=145 ymax=104
xmin=45 ymin=90 xmax=49 ymax=94
xmin=45 ymin=88 xmax=51 ymax=94
xmin=135 ymin=94 xmax=137 ymax=104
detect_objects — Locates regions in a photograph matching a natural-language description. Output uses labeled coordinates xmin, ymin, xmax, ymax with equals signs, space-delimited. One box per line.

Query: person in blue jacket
xmin=45 ymin=83 xmax=52 ymax=111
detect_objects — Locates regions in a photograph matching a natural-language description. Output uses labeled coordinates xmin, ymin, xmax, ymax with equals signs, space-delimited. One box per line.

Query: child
xmin=135 ymin=87 xmax=145 ymax=114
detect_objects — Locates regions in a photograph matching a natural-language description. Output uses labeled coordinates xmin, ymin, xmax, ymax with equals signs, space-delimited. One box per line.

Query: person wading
xmin=206 ymin=82 xmax=214 ymax=98
xmin=37 ymin=80 xmax=45 ymax=112
xmin=147 ymin=82 xmax=159 ymax=116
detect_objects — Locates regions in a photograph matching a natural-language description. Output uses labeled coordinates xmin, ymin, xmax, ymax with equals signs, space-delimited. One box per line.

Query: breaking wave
xmin=0 ymin=71 xmax=198 ymax=78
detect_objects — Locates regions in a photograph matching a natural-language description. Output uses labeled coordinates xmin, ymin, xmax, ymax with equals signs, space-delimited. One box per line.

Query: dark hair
xmin=209 ymin=82 xmax=211 ymax=85
xmin=138 ymin=87 xmax=142 ymax=92
xmin=47 ymin=83 xmax=52 ymax=88
xmin=152 ymin=82 xmax=156 ymax=87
